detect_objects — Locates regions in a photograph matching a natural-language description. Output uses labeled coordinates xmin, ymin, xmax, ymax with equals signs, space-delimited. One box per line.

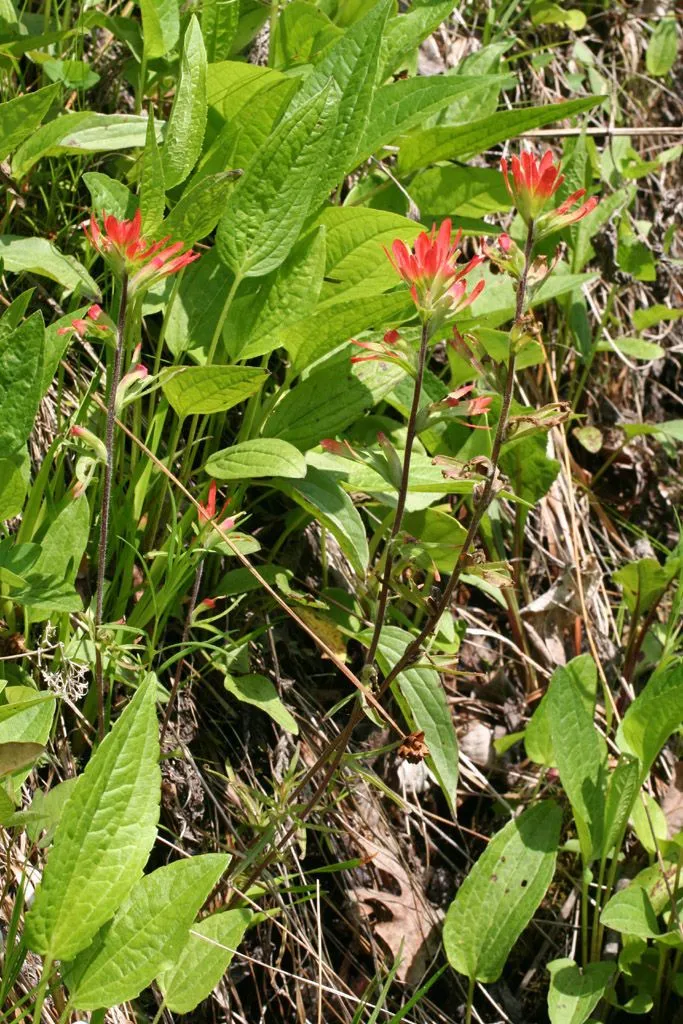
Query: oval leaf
xmin=205 ymin=438 xmax=306 ymax=480
xmin=161 ymin=365 xmax=267 ymax=418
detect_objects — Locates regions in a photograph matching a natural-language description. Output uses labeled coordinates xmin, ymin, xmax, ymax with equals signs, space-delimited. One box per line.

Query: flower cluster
xmin=84 ymin=209 xmax=199 ymax=294
xmin=387 ymin=219 xmax=484 ymax=325
xmin=501 ymin=149 xmax=598 ymax=237
xmin=57 ymin=303 xmax=108 ymax=338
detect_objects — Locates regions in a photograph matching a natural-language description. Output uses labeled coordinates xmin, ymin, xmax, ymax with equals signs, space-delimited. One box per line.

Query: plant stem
xmin=94 ymin=272 xmax=129 ymax=740
xmin=581 ymin=864 xmax=591 ymax=967
xmin=32 ymin=954 xmax=53 ymax=1024
xmin=375 ymin=220 xmax=535 ymax=696
xmin=364 ymin=317 xmax=431 ymax=668
xmin=465 ymin=974 xmax=475 ymax=1024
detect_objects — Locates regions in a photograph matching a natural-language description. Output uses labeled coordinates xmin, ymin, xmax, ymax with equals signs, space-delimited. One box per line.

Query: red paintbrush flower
xmin=198 ymin=480 xmax=234 ymax=533
xmin=386 ymin=219 xmax=484 ymax=321
xmin=57 ymin=303 xmax=108 ymax=338
xmin=84 ymin=208 xmax=200 ymax=293
xmin=501 ymin=149 xmax=599 ymax=236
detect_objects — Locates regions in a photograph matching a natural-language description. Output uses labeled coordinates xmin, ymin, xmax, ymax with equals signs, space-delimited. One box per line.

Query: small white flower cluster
xmin=40 ymin=625 xmax=89 ymax=703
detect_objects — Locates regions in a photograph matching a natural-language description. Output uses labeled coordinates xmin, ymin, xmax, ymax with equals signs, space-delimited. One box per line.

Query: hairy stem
xmin=364 ymin=317 xmax=431 ymax=667
xmin=94 ymin=273 xmax=129 ymax=740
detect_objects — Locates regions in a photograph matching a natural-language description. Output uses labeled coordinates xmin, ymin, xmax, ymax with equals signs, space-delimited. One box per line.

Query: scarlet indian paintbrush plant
xmin=386 ymin=218 xmax=484 ymax=328
xmin=84 ymin=208 xmax=200 ymax=294
xmin=501 ymin=149 xmax=598 ymax=238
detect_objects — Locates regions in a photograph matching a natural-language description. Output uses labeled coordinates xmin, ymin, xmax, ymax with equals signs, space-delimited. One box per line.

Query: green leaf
xmin=229 ymin=227 xmax=327 ymax=359
xmin=600 ymin=884 xmax=661 ymax=939
xmin=621 ymin=420 xmax=683 ymax=444
xmin=531 ymin=1 xmax=586 ymax=30
xmin=262 ymin=357 xmax=406 ymax=451
xmin=617 ymin=660 xmax=683 ymax=776
xmin=28 ymin=496 xmax=90 ymax=619
xmin=83 ymin=172 xmax=136 ymax=220
xmin=165 ymin=248 xmax=232 ymax=362
xmin=411 ymin=165 xmax=510 ymax=220
xmin=526 ymin=655 xmax=599 ymax=767
xmin=359 ymin=73 xmax=510 ymax=165
xmin=0 ymin=449 xmax=29 ymax=520
xmin=288 ymin=0 xmax=391 ymax=194
xmin=66 ymin=853 xmax=228 ymax=1010
xmin=367 ymin=625 xmax=459 ymax=814
xmin=380 ymin=1 xmax=455 ymax=78
xmin=158 ymin=908 xmax=253 ymax=1013
xmin=163 ymin=172 xmax=236 ymax=245
xmin=0 ymin=83 xmax=60 ymax=162
xmin=224 ymin=674 xmax=298 ymax=734
xmin=161 ymin=365 xmax=267 ymax=418
xmin=274 ymin=291 xmax=414 ymax=372
xmin=500 ymin=426 xmax=560 ymax=506
xmin=547 ymin=656 xmax=606 ymax=862
xmin=398 ymin=96 xmax=602 ymax=173
xmin=202 ymin=0 xmax=240 ymax=62
xmin=613 ymin=557 xmax=678 ymax=616
xmin=443 ymin=801 xmax=562 ymax=982
xmin=275 ymin=466 xmax=369 ymax=576
xmin=0 ymin=312 xmax=45 ymax=456
xmin=547 ymin=958 xmax=614 ymax=1024
xmin=216 ymin=82 xmax=335 ymax=277
xmin=0 ymin=741 xmax=44 ymax=778
xmin=603 ymin=756 xmax=641 ymax=859
xmin=139 ymin=0 xmax=179 ymax=59
xmin=24 ymin=675 xmax=161 ymax=961
xmin=140 ymin=106 xmax=166 ymax=234
xmin=632 ymin=305 xmax=683 ymax=331
xmin=401 ymin=508 xmax=467 ymax=574
xmin=0 ymin=237 xmax=99 ymax=297
xmin=646 ymin=17 xmax=678 ymax=77
xmin=205 ymin=439 xmax=307 ymax=481
xmin=314 ymin=207 xmax=422 ymax=303
xmin=271 ymin=2 xmax=341 ymax=70
xmin=12 ymin=113 xmax=163 ymax=179
xmin=163 ymin=16 xmax=207 ymax=189
xmin=43 ymin=58 xmax=100 ymax=90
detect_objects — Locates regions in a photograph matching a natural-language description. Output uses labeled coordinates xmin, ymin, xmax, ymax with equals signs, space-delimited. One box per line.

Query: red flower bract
xmin=386 ymin=219 xmax=484 ymax=318
xmin=501 ymin=149 xmax=599 ymax=234
xmin=84 ymin=208 xmax=200 ymax=293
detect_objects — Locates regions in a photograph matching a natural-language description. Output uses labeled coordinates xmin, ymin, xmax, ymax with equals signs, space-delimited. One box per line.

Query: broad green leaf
xmin=163 ymin=16 xmax=207 ymax=189
xmin=28 ymin=496 xmax=90 ymax=619
xmin=165 ymin=248 xmax=232 ymax=362
xmin=0 ymin=237 xmax=99 ymax=297
xmin=12 ymin=113 xmax=163 ymax=179
xmin=67 ymin=854 xmax=228 ymax=1010
xmin=158 ymin=908 xmax=253 ymax=1013
xmin=0 ymin=312 xmax=45 ymax=455
xmin=139 ymin=0 xmax=179 ymax=59
xmin=411 ymin=165 xmax=510 ymax=219
xmin=0 ymin=449 xmax=29 ymax=520
xmin=621 ymin=420 xmax=683 ymax=444
xmin=43 ymin=58 xmax=99 ymax=90
xmin=600 ymin=884 xmax=661 ymax=939
xmin=613 ymin=557 xmax=679 ymax=616
xmin=83 ymin=171 xmax=136 ymax=220
xmin=630 ymin=791 xmax=668 ymax=857
xmin=24 ymin=675 xmax=161 ymax=961
xmin=161 ymin=365 xmax=267 ymax=418
xmin=359 ymin=74 xmax=510 ymax=165
xmin=9 ymin=777 xmax=79 ymax=845
xmin=205 ymin=439 xmax=306 ymax=481
xmin=367 ymin=625 xmax=459 ymax=814
xmin=216 ymin=83 xmax=335 ymax=277
xmin=632 ymin=305 xmax=683 ymax=331
xmin=500 ymin=425 xmax=560 ymax=506
xmin=380 ymin=1 xmax=455 ymax=78
xmin=262 ymin=357 xmax=407 ymax=451
xmin=271 ymin=2 xmax=341 ymax=70
xmin=547 ymin=656 xmax=606 ymax=862
xmin=163 ymin=172 xmax=236 ymax=245
xmin=547 ymin=959 xmax=614 ymax=1024
xmin=230 ymin=227 xmax=327 ymax=359
xmin=11 ymin=576 xmax=81 ymax=614
xmin=272 ymin=291 xmax=414 ymax=372
xmin=398 ymin=96 xmax=602 ymax=173
xmin=315 ymin=207 xmax=421 ymax=303
xmin=617 ymin=660 xmax=683 ymax=776
xmin=224 ymin=674 xmax=298 ymax=734
xmin=646 ymin=17 xmax=678 ymax=77
xmin=0 ymin=83 xmax=60 ymax=162
xmin=401 ymin=508 xmax=467 ymax=574
xmin=140 ymin=106 xmax=166 ymax=234
xmin=602 ymin=756 xmax=641 ymax=858
xmin=275 ymin=466 xmax=369 ymax=576
xmin=531 ymin=1 xmax=586 ymax=30
xmin=526 ymin=656 xmax=599 ymax=767
xmin=287 ymin=0 xmax=391 ymax=194
xmin=0 ymin=688 xmax=55 ymax=747
xmin=0 ymin=741 xmax=44 ymax=778
xmin=206 ymin=64 xmax=292 ymax=167
xmin=443 ymin=801 xmax=561 ymax=982
xmin=202 ymin=0 xmax=240 ymax=62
